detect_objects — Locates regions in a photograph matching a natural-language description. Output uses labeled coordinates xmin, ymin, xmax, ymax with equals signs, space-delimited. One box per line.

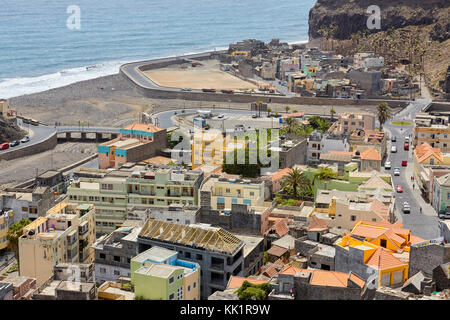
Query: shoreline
xmin=2 ymin=39 xmax=310 ymax=100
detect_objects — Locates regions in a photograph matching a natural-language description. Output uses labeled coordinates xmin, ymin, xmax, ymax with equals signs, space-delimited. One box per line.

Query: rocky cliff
xmin=0 ymin=116 xmax=26 ymax=143
xmin=308 ymin=0 xmax=449 ymax=41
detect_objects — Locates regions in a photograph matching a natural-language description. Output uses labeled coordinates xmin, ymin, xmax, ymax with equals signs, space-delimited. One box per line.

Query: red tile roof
xmin=360 ymin=148 xmax=382 ymax=161
xmin=123 ymin=123 xmax=163 ymax=132
xmin=267 ymin=245 xmax=288 ymax=257
xmin=365 ymin=247 xmax=407 ymax=270
xmin=308 ymin=216 xmax=329 ymax=231
xmin=268 ymin=168 xmax=292 ymax=182
xmin=262 ymin=265 xmax=279 ymax=278
xmin=310 ymin=270 xmax=365 ymax=288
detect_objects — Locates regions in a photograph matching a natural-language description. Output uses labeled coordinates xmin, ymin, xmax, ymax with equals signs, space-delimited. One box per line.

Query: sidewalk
xmin=404 ymin=155 xmax=437 ymax=217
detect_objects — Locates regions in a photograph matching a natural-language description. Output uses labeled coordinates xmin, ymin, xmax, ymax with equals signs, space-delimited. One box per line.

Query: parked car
xmin=438 ymin=211 xmax=450 ymax=219
xmin=9 ymin=140 xmax=20 ymax=147
xmin=384 ymin=161 xmax=392 ymax=170
xmin=402 ymin=160 xmax=408 ymax=166
xmin=182 ymin=88 xmax=192 ymax=91
xmin=391 ymin=146 xmax=397 ymax=153
xmin=252 ymin=114 xmax=258 ymax=119
xmin=405 ymin=136 xmax=410 ymax=143
xmin=403 ymin=202 xmax=411 ymax=214
xmin=391 ymin=136 xmax=397 ymax=142
xmin=404 ymin=143 xmax=409 ymax=151
xmin=396 ymin=185 xmax=403 ymax=193
xmin=0 ymin=142 xmax=10 ymax=150
xmin=218 ymin=114 xmax=224 ymax=119
xmin=21 ymin=136 xmax=30 ymax=143
xmin=393 ymin=167 xmax=401 ymax=176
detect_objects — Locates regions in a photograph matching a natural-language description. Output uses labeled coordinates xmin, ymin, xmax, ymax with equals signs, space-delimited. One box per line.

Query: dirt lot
xmin=143 ymin=59 xmax=258 ymax=90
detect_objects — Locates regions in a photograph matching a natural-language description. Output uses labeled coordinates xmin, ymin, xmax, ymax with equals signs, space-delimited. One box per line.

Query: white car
xmin=403 ymin=202 xmax=411 ymax=214
xmin=393 ymin=167 xmax=400 ymax=176
xmin=384 ymin=161 xmax=392 ymax=170
xmin=391 ymin=146 xmax=397 ymax=153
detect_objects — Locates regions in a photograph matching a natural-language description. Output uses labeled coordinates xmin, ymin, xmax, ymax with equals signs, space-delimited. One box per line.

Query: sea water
xmin=0 ymin=0 xmax=316 ymax=98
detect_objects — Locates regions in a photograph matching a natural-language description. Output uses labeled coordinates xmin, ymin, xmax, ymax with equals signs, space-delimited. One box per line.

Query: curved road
xmin=383 ymin=98 xmax=441 ymax=240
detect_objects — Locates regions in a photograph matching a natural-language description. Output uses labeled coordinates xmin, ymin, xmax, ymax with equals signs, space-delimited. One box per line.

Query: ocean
xmin=0 ymin=0 xmax=316 ymax=98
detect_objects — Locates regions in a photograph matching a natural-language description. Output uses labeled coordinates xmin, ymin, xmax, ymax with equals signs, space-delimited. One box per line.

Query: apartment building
xmin=0 ymin=186 xmax=55 ymax=222
xmin=414 ymin=112 xmax=450 ymax=152
xmin=18 ymin=202 xmax=96 ymax=285
xmin=93 ymin=223 xmax=141 ymax=283
xmin=130 ymin=246 xmax=200 ymax=300
xmin=336 ymin=113 xmax=375 ymax=134
xmin=138 ymin=219 xmax=245 ymax=299
xmin=134 ymin=204 xmax=201 ymax=226
xmin=307 ymin=130 xmax=323 ymax=165
xmin=67 ymin=164 xmax=204 ymax=235
xmin=98 ymin=123 xmax=167 ymax=169
xmin=0 ymin=209 xmax=13 ymax=252
xmin=349 ymin=129 xmax=387 ymax=158
xmin=200 ymin=174 xmax=265 ymax=211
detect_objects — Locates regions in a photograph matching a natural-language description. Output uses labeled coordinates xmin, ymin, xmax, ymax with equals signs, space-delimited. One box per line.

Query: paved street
xmin=383 ymin=95 xmax=441 ymax=240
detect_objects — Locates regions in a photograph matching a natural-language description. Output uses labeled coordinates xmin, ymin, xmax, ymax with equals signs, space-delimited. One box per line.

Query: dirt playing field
xmin=143 ymin=59 xmax=258 ymax=91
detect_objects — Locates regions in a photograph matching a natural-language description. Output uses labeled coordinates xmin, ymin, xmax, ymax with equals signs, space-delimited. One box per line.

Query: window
xmin=127 ymin=258 xmax=131 ymax=264
xmin=99 ymin=253 xmax=106 ymax=259
xmin=196 ymin=254 xmax=203 ymax=260
xmin=250 ymin=191 xmax=254 ymax=196
xmin=169 ymin=277 xmax=174 ymax=284
xmin=22 ymin=207 xmax=28 ymax=212
xmin=114 ymin=270 xmax=120 ymax=276
xmin=185 ymin=252 xmax=191 ymax=259
xmin=169 ymin=293 xmax=174 ymax=300
xmin=188 ymin=285 xmax=191 ymax=292
xmin=113 ymin=256 xmax=120 ymax=262
xmin=350 ymin=215 xmax=356 ymax=221
xmin=193 ymin=282 xmax=197 ymax=288
xmin=226 ymin=188 xmax=230 ymax=193
xmin=380 ymin=239 xmax=387 ymax=248
xmin=100 ymin=268 xmax=106 ymax=273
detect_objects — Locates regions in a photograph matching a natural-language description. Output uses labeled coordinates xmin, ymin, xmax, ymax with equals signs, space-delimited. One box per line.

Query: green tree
xmin=281 ymin=168 xmax=312 ymax=198
xmin=308 ymin=116 xmax=330 ymax=132
xmin=330 ymin=107 xmax=336 ymax=122
xmin=284 ymin=106 xmax=290 ymax=114
xmin=284 ymin=117 xmax=298 ymax=134
xmin=376 ymin=102 xmax=392 ymax=130
xmin=267 ymin=107 xmax=272 ymax=117
xmin=313 ymin=167 xmax=337 ymax=183
xmin=6 ymin=219 xmax=32 ymax=262
xmin=236 ymin=281 xmax=271 ymax=300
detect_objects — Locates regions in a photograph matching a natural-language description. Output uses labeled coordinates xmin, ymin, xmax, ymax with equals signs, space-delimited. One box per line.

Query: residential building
xmin=335 ymin=220 xmax=424 ymax=288
xmin=353 ymin=53 xmax=384 ymax=69
xmin=413 ymin=143 xmax=450 ymax=202
xmin=32 ymin=263 xmax=97 ymax=300
xmin=138 ymin=219 xmax=245 ymax=299
xmin=93 ymin=223 xmax=142 ymax=283
xmin=0 ymin=275 xmax=37 ymax=300
xmin=349 ymin=129 xmax=387 ymax=159
xmin=269 ymin=266 xmax=366 ymax=300
xmin=0 ymin=282 xmax=13 ymax=300
xmin=0 ymin=209 xmax=13 ymax=252
xmin=269 ymin=133 xmax=307 ymax=169
xmin=307 ymin=130 xmax=323 ymax=165
xmin=199 ymin=174 xmax=265 ymax=211
xmin=137 ymin=204 xmax=201 ymax=226
xmin=432 ymin=173 xmax=450 ymax=215
xmin=98 ymin=123 xmax=167 ymax=169
xmin=0 ymin=99 xmax=16 ymax=119
xmin=408 ymin=238 xmax=450 ymax=278
xmin=18 ymin=202 xmax=96 ymax=285
xmin=36 ymin=170 xmax=66 ymax=195
xmin=67 ymin=164 xmax=203 ymax=235
xmin=235 ymin=234 xmax=264 ymax=277
xmin=336 ymin=113 xmax=376 ymax=134
xmin=320 ymin=132 xmax=350 ymax=155
xmin=414 ymin=112 xmax=450 ymax=152
xmin=347 ymin=69 xmax=382 ymax=96
xmin=130 ymin=246 xmax=200 ymax=300
xmin=0 ymin=186 xmax=55 ymax=222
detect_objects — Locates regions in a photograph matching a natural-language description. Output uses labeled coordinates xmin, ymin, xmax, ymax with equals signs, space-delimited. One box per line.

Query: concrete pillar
xmin=66 ymin=132 xmax=71 ymax=141
xmin=81 ymin=132 xmax=87 ymax=141
xmin=96 ymin=133 xmax=102 ymax=141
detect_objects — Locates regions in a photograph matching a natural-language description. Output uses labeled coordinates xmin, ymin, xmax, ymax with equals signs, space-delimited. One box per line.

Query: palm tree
xmin=284 ymin=117 xmax=298 ymax=133
xmin=376 ymin=102 xmax=392 ymax=130
xmin=330 ymin=107 xmax=336 ymax=122
xmin=267 ymin=107 xmax=272 ymax=117
xmin=6 ymin=219 xmax=32 ymax=263
xmin=281 ymin=168 xmax=312 ymax=197
xmin=256 ymin=100 xmax=264 ymax=117
xmin=284 ymin=106 xmax=290 ymax=114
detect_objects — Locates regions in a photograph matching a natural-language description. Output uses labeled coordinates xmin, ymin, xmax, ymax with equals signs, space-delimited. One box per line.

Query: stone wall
xmin=408 ymin=243 xmax=450 ymax=277
xmin=0 ymin=132 xmax=57 ymax=161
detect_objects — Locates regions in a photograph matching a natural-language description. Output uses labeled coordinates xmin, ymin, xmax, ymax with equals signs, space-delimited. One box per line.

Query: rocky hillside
xmin=0 ymin=116 xmax=26 ymax=143
xmin=308 ymin=0 xmax=449 ymax=41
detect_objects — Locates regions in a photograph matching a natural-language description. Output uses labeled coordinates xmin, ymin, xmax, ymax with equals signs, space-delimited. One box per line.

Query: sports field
xmin=143 ymin=59 xmax=258 ymax=91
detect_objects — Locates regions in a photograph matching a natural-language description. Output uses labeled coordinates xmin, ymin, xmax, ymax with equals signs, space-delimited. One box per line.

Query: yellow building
xmin=0 ymin=210 xmax=14 ymax=251
xmin=192 ymin=130 xmax=248 ymax=169
xmin=231 ymin=51 xmax=249 ymax=57
xmin=0 ymin=99 xmax=16 ymax=119
xmin=414 ymin=116 xmax=450 ymax=153
xmin=18 ymin=203 xmax=96 ymax=285
xmin=200 ymin=175 xmax=265 ymax=210
xmin=336 ymin=220 xmax=424 ymax=287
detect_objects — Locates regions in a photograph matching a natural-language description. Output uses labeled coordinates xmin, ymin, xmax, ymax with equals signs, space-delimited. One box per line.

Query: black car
xmin=10 ymin=140 xmax=20 ymax=147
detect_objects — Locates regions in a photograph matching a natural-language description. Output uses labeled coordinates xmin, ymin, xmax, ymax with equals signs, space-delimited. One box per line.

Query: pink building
xmin=336 ymin=113 xmax=375 ymax=134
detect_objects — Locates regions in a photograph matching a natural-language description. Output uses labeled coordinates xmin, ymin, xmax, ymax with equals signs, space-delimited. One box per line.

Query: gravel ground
xmin=0 ymin=142 xmax=97 ymax=188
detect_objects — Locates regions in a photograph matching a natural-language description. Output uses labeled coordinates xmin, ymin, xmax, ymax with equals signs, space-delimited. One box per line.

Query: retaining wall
xmin=0 ymin=132 xmax=57 ymax=161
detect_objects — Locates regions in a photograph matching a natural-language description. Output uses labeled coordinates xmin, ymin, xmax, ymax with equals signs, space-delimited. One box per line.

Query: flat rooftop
xmin=235 ymin=234 xmax=264 ymax=258
xmin=133 ymin=246 xmax=176 ymax=264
